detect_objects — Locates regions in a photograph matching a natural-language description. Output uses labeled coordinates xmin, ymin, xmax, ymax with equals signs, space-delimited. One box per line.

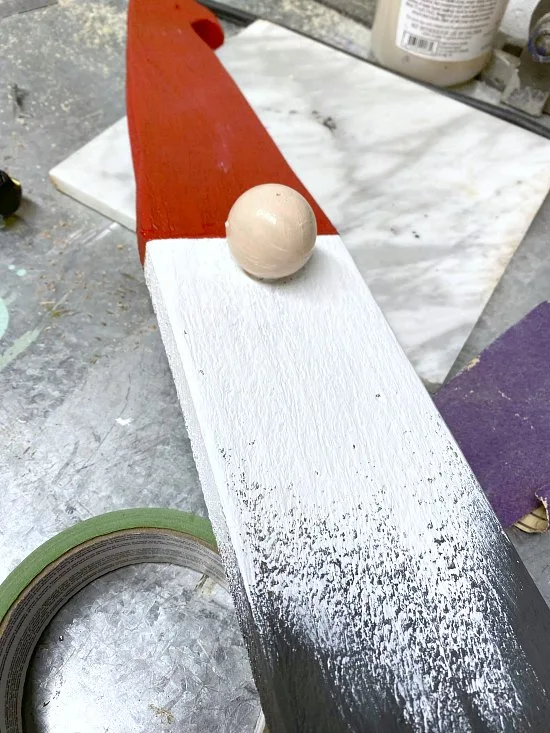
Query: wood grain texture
xmin=126 ymin=0 xmax=336 ymax=262
xmin=145 ymin=234 xmax=550 ymax=732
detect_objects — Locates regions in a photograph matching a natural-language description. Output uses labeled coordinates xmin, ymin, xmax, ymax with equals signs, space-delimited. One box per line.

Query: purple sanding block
xmin=434 ymin=302 xmax=550 ymax=529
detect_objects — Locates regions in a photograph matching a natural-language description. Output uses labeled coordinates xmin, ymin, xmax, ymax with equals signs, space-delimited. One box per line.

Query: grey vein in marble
xmin=49 ymin=21 xmax=550 ymax=384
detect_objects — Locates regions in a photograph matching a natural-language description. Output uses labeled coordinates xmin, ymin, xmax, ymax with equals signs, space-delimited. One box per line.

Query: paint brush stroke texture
xmin=435 ymin=301 xmax=550 ymax=528
xmin=146 ymin=236 xmax=550 ymax=732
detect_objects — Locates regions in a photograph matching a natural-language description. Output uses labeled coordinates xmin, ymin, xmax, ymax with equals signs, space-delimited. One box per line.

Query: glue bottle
xmin=371 ymin=0 xmax=510 ymax=87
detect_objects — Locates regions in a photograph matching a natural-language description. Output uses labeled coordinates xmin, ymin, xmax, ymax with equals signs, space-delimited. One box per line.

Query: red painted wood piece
xmin=126 ymin=0 xmax=337 ymax=263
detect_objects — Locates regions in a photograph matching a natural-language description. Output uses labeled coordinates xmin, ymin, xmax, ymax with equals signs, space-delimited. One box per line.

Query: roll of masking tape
xmin=0 ymin=508 xmax=228 ymax=733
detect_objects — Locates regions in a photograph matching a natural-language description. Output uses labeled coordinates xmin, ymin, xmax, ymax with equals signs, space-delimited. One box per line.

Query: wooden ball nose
xmin=225 ymin=183 xmax=317 ymax=280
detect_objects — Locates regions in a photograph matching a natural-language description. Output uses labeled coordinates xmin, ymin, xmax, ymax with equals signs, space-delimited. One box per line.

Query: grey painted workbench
xmin=1 ymin=1 xmax=549 ymax=731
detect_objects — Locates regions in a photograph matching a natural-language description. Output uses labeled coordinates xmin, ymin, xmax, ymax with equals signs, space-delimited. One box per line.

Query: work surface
xmin=1 ymin=1 xmax=550 ymax=731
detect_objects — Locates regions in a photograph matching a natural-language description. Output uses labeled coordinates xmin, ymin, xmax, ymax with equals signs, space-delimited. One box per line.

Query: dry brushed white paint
xmin=145 ymin=235 xmax=550 ymax=731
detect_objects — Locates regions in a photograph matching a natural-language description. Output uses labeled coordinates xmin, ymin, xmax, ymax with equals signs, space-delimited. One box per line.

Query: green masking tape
xmin=0 ymin=508 xmax=225 ymax=733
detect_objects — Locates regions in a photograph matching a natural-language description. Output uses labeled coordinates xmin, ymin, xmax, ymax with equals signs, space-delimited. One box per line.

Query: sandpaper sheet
xmin=435 ymin=302 xmax=550 ymax=530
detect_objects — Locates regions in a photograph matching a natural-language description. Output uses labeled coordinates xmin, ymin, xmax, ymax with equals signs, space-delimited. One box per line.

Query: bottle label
xmin=396 ymin=0 xmax=508 ymax=62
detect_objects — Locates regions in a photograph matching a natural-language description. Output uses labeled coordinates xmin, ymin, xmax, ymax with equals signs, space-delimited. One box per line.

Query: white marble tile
xmin=50 ymin=117 xmax=136 ymax=231
xmin=49 ymin=20 xmax=550 ymax=384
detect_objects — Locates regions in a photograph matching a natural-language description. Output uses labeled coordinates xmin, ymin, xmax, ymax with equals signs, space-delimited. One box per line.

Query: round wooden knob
xmin=225 ymin=183 xmax=317 ymax=280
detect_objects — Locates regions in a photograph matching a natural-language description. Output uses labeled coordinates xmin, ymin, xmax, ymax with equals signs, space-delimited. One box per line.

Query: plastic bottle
xmin=371 ymin=0 xmax=510 ymax=87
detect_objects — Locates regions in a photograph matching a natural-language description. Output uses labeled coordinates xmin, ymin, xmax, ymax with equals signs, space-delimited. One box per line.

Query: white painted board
xmin=144 ymin=232 xmax=550 ymax=731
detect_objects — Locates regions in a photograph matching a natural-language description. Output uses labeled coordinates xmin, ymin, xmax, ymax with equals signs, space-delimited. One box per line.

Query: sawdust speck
xmin=149 ymin=704 xmax=175 ymax=724
xmin=57 ymin=0 xmax=126 ymax=50
xmin=464 ymin=356 xmax=480 ymax=371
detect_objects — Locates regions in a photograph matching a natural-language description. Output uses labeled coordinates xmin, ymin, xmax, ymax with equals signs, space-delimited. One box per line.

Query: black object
xmin=201 ymin=0 xmax=254 ymax=25
xmin=0 ymin=170 xmax=22 ymax=218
